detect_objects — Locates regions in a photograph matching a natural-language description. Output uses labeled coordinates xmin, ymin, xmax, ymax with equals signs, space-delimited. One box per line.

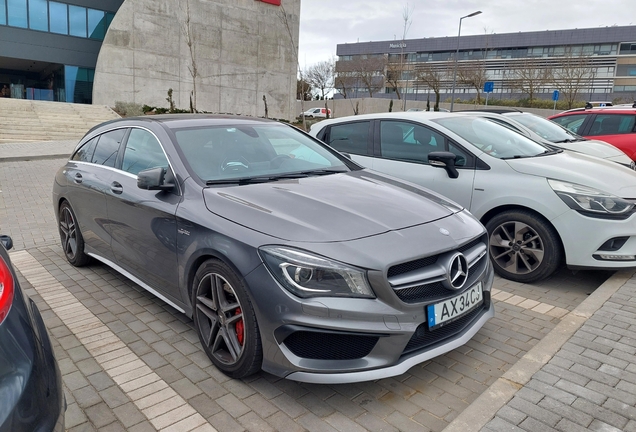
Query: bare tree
xmin=400 ymin=3 xmax=413 ymax=110
xmin=180 ymin=0 xmax=198 ymax=112
xmin=553 ymin=51 xmax=595 ymax=109
xmin=297 ymin=78 xmax=312 ymax=101
xmin=458 ymin=61 xmax=488 ymax=104
xmin=415 ymin=61 xmax=450 ymax=111
xmin=305 ymin=59 xmax=334 ymax=118
xmin=334 ymin=70 xmax=357 ymax=99
xmin=510 ymin=58 xmax=553 ymax=105
xmin=352 ymin=56 xmax=385 ymax=98
xmin=385 ymin=56 xmax=405 ymax=100
xmin=306 ymin=60 xmax=334 ymax=100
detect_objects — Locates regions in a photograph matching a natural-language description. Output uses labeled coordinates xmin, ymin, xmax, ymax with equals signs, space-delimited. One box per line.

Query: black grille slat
xmin=283 ymin=331 xmax=379 ymax=360
xmin=395 ymin=281 xmax=447 ymax=303
xmin=403 ymin=304 xmax=486 ymax=355
xmin=387 ymin=256 xmax=437 ymax=278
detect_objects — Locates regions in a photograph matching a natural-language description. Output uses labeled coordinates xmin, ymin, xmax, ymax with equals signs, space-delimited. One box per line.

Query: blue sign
xmin=484 ymin=81 xmax=494 ymax=93
xmin=552 ymin=90 xmax=560 ymax=101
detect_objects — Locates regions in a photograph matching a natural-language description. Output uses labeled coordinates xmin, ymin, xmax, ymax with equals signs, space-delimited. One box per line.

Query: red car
xmin=549 ymin=107 xmax=636 ymax=160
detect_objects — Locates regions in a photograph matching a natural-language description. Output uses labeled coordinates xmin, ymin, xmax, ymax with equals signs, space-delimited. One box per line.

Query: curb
xmin=0 ymin=154 xmax=69 ymax=163
xmin=442 ymin=269 xmax=635 ymax=432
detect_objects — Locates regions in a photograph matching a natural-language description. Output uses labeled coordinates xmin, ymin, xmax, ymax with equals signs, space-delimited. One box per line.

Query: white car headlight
xmin=548 ymin=179 xmax=635 ymax=218
xmin=259 ymin=246 xmax=375 ymax=299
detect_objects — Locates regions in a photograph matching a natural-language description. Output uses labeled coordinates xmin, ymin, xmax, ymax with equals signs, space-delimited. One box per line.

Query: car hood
xmin=556 ymin=139 xmax=632 ymax=164
xmin=203 ymin=170 xmax=459 ymax=242
xmin=506 ymin=151 xmax=636 ymax=198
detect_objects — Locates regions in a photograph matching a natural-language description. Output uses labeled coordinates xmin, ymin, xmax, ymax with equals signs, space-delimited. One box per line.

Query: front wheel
xmin=192 ymin=259 xmax=262 ymax=379
xmin=486 ymin=210 xmax=562 ymax=283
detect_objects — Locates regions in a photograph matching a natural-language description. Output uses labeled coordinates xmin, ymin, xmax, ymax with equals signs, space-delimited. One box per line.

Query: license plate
xmin=427 ymin=282 xmax=483 ymax=330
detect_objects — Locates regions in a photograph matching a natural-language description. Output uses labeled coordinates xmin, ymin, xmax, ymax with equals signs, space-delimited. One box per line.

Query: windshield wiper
xmin=300 ymin=169 xmax=348 ymax=176
xmin=206 ymin=173 xmax=309 ymax=185
xmin=554 ymin=139 xmax=577 ymax=143
xmin=539 ymin=149 xmax=563 ymax=156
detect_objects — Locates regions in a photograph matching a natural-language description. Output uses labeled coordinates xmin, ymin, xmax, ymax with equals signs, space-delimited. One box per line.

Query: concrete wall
xmin=93 ymin=0 xmax=300 ymax=120
xmin=297 ymin=99 xmax=559 ymax=119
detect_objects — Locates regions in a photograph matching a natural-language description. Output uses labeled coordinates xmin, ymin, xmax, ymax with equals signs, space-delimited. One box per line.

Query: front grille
xmin=283 ymin=331 xmax=379 ymax=360
xmin=388 ymin=255 xmax=437 ymax=278
xmin=402 ymin=302 xmax=487 ymax=355
xmin=389 ymin=234 xmax=488 ymax=304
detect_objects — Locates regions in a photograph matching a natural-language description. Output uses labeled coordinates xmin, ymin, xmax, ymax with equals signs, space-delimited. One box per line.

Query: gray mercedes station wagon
xmin=52 ymin=115 xmax=494 ymax=383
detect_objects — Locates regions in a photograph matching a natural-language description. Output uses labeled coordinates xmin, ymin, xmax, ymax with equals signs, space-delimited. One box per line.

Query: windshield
xmin=434 ymin=116 xmax=550 ymax=159
xmin=173 ymin=123 xmax=351 ymax=182
xmin=509 ymin=113 xmax=580 ymax=142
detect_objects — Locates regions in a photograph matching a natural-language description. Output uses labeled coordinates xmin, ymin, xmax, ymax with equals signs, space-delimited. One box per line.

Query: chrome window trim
xmin=71 ymin=125 xmax=181 ymax=195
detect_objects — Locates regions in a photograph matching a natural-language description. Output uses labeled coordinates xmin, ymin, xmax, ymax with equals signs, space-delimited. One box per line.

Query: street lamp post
xmin=449 ymin=10 xmax=482 ymax=112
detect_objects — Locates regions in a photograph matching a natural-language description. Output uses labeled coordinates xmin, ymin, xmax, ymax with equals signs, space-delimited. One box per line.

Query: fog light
xmin=596 ymin=254 xmax=636 ymax=261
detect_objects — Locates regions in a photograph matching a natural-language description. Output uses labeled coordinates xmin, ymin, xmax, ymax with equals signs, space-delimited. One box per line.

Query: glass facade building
xmin=0 ymin=0 xmax=122 ymax=103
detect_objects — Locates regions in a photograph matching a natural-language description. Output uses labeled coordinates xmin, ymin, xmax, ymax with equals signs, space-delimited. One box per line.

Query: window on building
xmin=0 ymin=1 xmax=5 ymax=25
xmin=69 ymin=4 xmax=86 ymax=37
xmin=88 ymin=8 xmax=104 ymax=39
xmin=7 ymin=0 xmax=27 ymax=27
xmin=49 ymin=1 xmax=67 ymax=34
xmin=28 ymin=0 xmax=47 ymax=31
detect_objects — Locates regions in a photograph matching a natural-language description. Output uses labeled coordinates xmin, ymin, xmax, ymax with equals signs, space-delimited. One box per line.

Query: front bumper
xmin=245 ymin=255 xmax=494 ymax=383
xmin=552 ymin=208 xmax=636 ymax=269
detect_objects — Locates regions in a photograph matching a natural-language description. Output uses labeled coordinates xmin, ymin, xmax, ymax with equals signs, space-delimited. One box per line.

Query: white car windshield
xmin=434 ymin=116 xmax=551 ymax=159
xmin=509 ymin=113 xmax=581 ymax=143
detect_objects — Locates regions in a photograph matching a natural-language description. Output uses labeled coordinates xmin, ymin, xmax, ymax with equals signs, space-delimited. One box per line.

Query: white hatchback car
xmin=310 ymin=112 xmax=636 ymax=283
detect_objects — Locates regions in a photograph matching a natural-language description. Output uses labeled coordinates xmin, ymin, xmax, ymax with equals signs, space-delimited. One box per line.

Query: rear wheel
xmin=486 ymin=210 xmax=562 ymax=283
xmin=192 ymin=259 xmax=262 ymax=378
xmin=58 ymin=201 xmax=91 ymax=267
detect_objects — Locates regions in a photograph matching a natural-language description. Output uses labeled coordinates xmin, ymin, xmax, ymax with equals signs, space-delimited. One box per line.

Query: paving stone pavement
xmin=0 ymin=140 xmax=627 ymax=432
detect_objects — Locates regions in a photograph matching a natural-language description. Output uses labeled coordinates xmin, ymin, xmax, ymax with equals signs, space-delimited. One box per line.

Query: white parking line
xmin=10 ymin=250 xmax=217 ymax=432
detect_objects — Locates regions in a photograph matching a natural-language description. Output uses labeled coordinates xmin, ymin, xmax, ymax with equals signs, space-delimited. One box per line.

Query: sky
xmin=298 ymin=0 xmax=636 ymax=70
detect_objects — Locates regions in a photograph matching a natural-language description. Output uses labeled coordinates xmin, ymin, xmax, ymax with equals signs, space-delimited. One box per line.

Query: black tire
xmin=192 ymin=259 xmax=262 ymax=379
xmin=58 ymin=201 xmax=91 ymax=267
xmin=485 ymin=210 xmax=562 ymax=283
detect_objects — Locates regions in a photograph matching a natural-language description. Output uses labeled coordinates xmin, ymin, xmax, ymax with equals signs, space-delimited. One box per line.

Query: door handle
xmin=110 ymin=182 xmax=123 ymax=195
xmin=73 ymin=173 xmax=83 ymax=184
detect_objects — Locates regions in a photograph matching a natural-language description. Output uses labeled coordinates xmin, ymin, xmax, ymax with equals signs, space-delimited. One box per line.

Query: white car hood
xmin=557 ymin=139 xmax=632 ymax=164
xmin=506 ymin=151 xmax=636 ymax=198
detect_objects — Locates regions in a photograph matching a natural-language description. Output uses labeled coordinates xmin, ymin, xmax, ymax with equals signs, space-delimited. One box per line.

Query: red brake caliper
xmin=235 ymin=308 xmax=244 ymax=346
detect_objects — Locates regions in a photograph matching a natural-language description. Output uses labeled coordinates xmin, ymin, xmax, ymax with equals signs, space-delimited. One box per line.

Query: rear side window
xmin=72 ymin=136 xmax=98 ymax=162
xmin=550 ymin=114 xmax=587 ymax=134
xmin=588 ymin=114 xmax=636 ymax=136
xmin=92 ymin=129 xmax=126 ymax=167
xmin=326 ymin=121 xmax=370 ymax=155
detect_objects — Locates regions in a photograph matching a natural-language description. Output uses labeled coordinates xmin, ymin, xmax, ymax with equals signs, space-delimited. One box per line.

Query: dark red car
xmin=549 ymin=107 xmax=636 ymax=160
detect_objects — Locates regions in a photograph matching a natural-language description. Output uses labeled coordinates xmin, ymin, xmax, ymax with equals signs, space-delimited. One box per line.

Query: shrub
xmin=114 ymin=101 xmax=144 ymax=117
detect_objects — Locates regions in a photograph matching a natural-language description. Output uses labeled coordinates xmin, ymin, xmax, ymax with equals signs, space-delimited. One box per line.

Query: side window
xmin=589 ymin=114 xmax=636 ymax=136
xmin=448 ymin=142 xmax=471 ymax=167
xmin=379 ymin=121 xmax=443 ymax=164
xmin=92 ymin=129 xmax=126 ymax=167
xmin=550 ymin=114 xmax=587 ymax=134
xmin=72 ymin=136 xmax=98 ymax=162
xmin=327 ymin=121 xmax=371 ymax=155
xmin=122 ymin=129 xmax=169 ymax=175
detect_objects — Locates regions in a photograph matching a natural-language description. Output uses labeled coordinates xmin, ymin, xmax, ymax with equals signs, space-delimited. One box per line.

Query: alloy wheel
xmin=195 ymin=273 xmax=245 ymax=365
xmin=489 ymin=220 xmax=545 ymax=275
xmin=59 ymin=206 xmax=78 ymax=261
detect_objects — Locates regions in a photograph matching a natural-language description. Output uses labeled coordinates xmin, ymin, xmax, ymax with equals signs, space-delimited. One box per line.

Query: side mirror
xmin=138 ymin=167 xmax=174 ymax=191
xmin=0 ymin=235 xmax=13 ymax=251
xmin=428 ymin=151 xmax=459 ymax=179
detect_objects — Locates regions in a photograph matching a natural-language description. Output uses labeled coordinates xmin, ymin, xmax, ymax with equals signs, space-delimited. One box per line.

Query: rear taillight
xmin=0 ymin=255 xmax=14 ymax=324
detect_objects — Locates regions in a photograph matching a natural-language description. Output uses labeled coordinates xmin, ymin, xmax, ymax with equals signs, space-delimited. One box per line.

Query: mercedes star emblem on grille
xmin=447 ymin=253 xmax=468 ymax=290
